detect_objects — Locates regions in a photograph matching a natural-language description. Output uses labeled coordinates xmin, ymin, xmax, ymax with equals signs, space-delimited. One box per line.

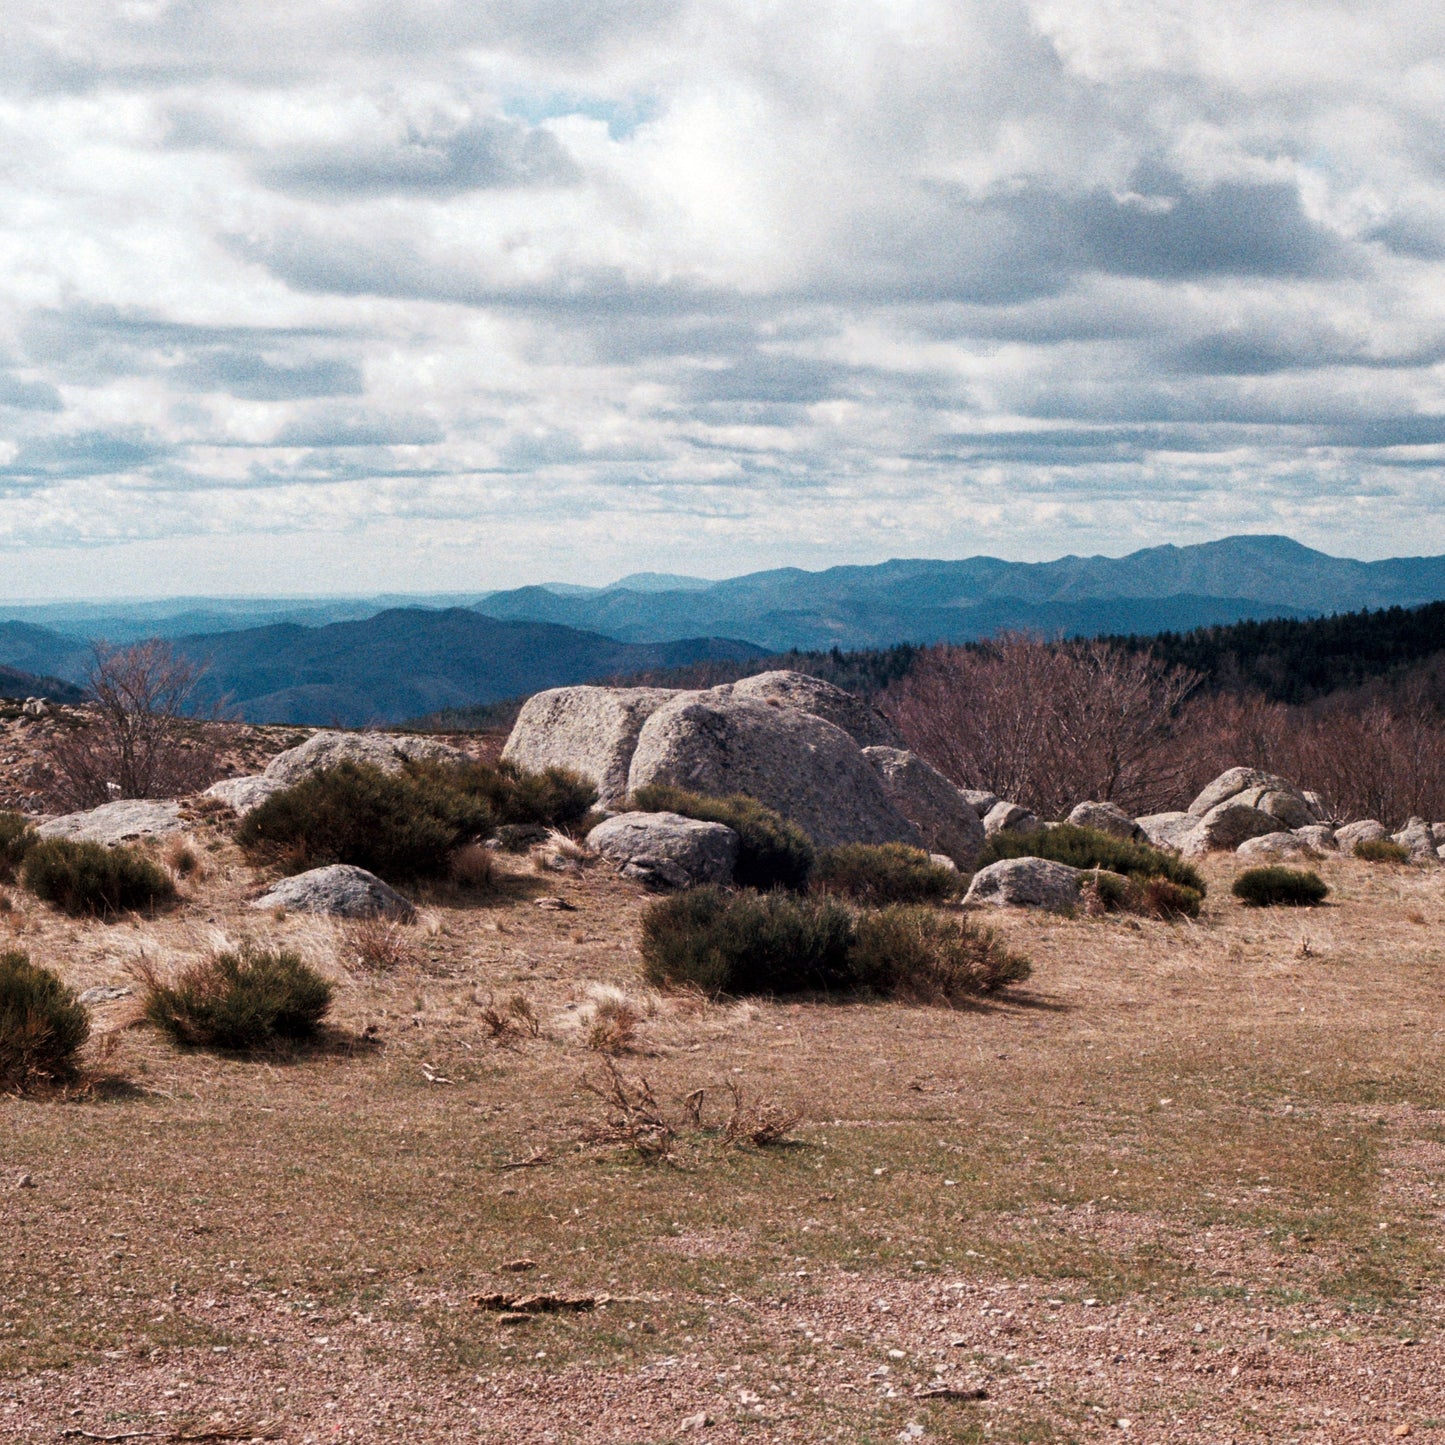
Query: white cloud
xmin=1 ymin=0 xmax=1444 ymax=595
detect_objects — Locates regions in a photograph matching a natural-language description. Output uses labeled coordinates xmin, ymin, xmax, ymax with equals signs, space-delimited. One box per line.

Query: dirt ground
xmin=3 ymin=786 xmax=1445 ymax=1443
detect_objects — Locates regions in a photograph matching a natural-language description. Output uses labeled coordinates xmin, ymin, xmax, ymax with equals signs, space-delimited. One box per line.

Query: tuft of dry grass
xmin=343 ymin=916 xmax=421 ymax=974
xmin=162 ymin=836 xmax=205 ymax=880
xmin=448 ymin=842 xmax=496 ymax=891
xmin=579 ymin=984 xmax=655 ymax=1054
xmin=476 ymin=990 xmax=542 ymax=1045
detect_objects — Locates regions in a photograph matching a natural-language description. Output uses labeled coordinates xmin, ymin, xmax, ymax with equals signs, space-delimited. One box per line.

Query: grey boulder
xmin=1334 ymin=819 xmax=1387 ymax=849
xmin=1236 ymin=831 xmax=1321 ymax=862
xmin=1067 ymin=800 xmax=1145 ymax=841
xmin=627 ymin=692 xmax=920 ymax=848
xmin=1292 ymin=824 xmax=1338 ymax=852
xmin=862 ymin=747 xmax=986 ymax=868
xmin=961 ymin=789 xmax=1000 ymax=817
xmin=1181 ymin=801 xmax=1284 ymax=855
xmin=503 ymin=685 xmax=678 ymax=809
xmin=964 ymin=857 xmax=1081 ymax=913
xmin=1391 ymin=817 xmax=1440 ymax=861
xmin=263 ymin=730 xmax=470 ymax=788
xmin=724 ymin=671 xmax=902 ymax=748
xmin=204 ymin=774 xmax=286 ymax=816
xmin=251 ymin=864 xmax=415 ymax=919
xmin=1188 ymin=767 xmax=1319 ymax=830
xmin=1135 ymin=811 xmax=1196 ymax=851
xmin=36 ymin=799 xmax=184 ymax=846
xmin=587 ymin=811 xmax=739 ymax=890
xmin=983 ymin=800 xmax=1041 ymax=837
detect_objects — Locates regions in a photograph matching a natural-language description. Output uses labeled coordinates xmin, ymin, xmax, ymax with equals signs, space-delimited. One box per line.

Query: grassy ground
xmin=3 ymin=828 xmax=1444 ymax=1443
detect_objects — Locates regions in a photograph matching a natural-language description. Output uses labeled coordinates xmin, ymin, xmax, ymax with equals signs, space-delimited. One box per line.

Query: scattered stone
xmin=202 ymin=774 xmax=285 ymax=816
xmin=36 ymin=798 xmax=185 ymax=846
xmin=1067 ymin=800 xmax=1145 ymax=841
xmin=1187 ymin=767 xmax=1320 ymax=829
xmin=1335 ymin=818 xmax=1387 ymax=849
xmin=982 ymin=801 xmax=1040 ymax=837
xmin=250 ymin=864 xmax=415 ymax=919
xmin=628 ymin=692 xmax=921 ymax=848
xmin=21 ymin=698 xmax=47 ymax=718
xmin=724 ymin=670 xmax=902 ymax=747
xmin=587 ymin=811 xmax=739 ymax=890
xmin=1236 ymin=832 xmax=1320 ymax=861
xmin=913 ymin=1382 xmax=989 ymax=1401
xmin=503 ymin=686 xmax=679 ymax=809
xmin=680 ymin=1411 xmax=713 ymax=1432
xmin=963 ymin=857 xmax=1081 ymax=912
xmin=262 ymin=730 xmax=470 ymax=788
xmin=1134 ymin=811 xmax=1195 ymax=850
xmin=499 ymin=1259 xmax=537 ymax=1273
xmin=474 ymin=1292 xmax=600 ymax=1314
xmin=863 ymin=747 xmax=986 ymax=868
xmin=1391 ymin=817 xmax=1440 ymax=861
xmin=77 ymin=986 xmax=132 ymax=1005
xmin=533 ymin=896 xmax=576 ymax=911
xmin=15 ymin=1172 xmax=35 ymax=1189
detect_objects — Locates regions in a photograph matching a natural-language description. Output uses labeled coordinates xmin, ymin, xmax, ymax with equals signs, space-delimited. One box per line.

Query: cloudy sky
xmin=3 ymin=0 xmax=1445 ymax=596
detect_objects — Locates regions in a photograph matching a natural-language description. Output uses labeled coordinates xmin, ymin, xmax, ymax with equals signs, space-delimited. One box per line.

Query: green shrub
xmin=1231 ymin=866 xmax=1330 ymax=908
xmin=22 ymin=838 xmax=176 ymax=917
xmin=1353 ymin=837 xmax=1411 ymax=864
xmin=0 ymin=812 xmax=36 ymax=882
xmin=640 ymin=886 xmax=854 ymax=995
xmin=629 ymin=785 xmax=816 ymax=891
xmin=435 ymin=759 xmax=598 ymax=830
xmin=138 ymin=944 xmax=333 ymax=1049
xmin=848 ymin=906 xmax=1031 ymax=1002
xmin=1139 ymin=876 xmax=1204 ymax=920
xmin=814 ymin=843 xmax=958 ymax=905
xmin=237 ymin=762 xmax=491 ymax=882
xmin=978 ymin=823 xmax=1205 ymax=895
xmin=0 ymin=951 xmax=90 ymax=1089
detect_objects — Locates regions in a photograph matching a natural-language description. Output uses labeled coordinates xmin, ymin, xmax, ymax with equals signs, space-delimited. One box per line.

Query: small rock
xmin=78 ymin=985 xmax=133 ymax=1005
xmin=1067 ymin=801 xmax=1144 ymax=841
xmin=500 ymin=1258 xmax=538 ymax=1273
xmin=587 ymin=812 xmax=739 ymax=890
xmin=964 ymin=857 xmax=1081 ymax=913
xmin=680 ymin=1413 xmax=713 ymax=1433
xmin=250 ymin=864 xmax=415 ymax=919
xmin=533 ymin=896 xmax=576 ymax=911
xmin=982 ymin=800 xmax=1040 ymax=837
xmin=497 ymin=1313 xmax=531 ymax=1326
xmin=15 ymin=1172 xmax=35 ymax=1189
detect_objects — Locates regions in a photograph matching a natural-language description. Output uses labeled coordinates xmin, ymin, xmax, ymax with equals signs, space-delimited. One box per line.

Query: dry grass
xmin=342 ymin=915 xmax=422 ymax=974
xmin=3 ymin=826 xmax=1445 ymax=1443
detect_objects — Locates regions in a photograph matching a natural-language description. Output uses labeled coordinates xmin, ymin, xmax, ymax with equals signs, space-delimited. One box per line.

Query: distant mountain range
xmin=471 ymin=536 xmax=1445 ymax=650
xmin=2 ymin=535 xmax=1444 ymax=724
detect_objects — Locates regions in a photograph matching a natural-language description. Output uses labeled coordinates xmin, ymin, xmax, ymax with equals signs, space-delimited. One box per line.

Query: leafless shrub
xmin=580 ymin=1058 xmax=676 ymax=1161
xmin=477 ymin=991 xmax=541 ymax=1045
xmin=884 ymin=636 xmax=1200 ymax=818
xmin=721 ymin=1080 xmax=803 ymax=1148
xmin=449 ymin=843 xmax=496 ymax=891
xmin=345 ymin=917 xmax=421 ymax=974
xmin=42 ymin=641 xmax=223 ymax=810
xmin=585 ymin=990 xmax=643 ymax=1054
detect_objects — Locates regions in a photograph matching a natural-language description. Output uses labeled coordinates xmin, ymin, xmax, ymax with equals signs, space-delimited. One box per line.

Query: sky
xmin=3 ymin=0 xmax=1445 ymax=597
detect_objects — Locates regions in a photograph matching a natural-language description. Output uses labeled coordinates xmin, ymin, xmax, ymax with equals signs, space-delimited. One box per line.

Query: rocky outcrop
xmin=250 ymin=864 xmax=415 ymax=918
xmin=627 ymin=692 xmax=920 ymax=849
xmin=263 ymin=730 xmax=470 ymax=788
xmin=1188 ymin=768 xmax=1320 ymax=831
xmin=1181 ymin=801 xmax=1284 ymax=855
xmin=204 ymin=775 xmax=285 ymax=816
xmin=1236 ymin=831 xmax=1321 ymax=862
xmin=961 ymin=789 xmax=1000 ymax=817
xmin=586 ymin=812 xmax=739 ymax=890
xmin=861 ymin=747 xmax=985 ymax=868
xmin=36 ymin=799 xmax=184 ymax=846
xmin=1067 ymin=801 xmax=1145 ymax=842
xmin=1292 ymin=824 xmax=1337 ymax=852
xmin=1135 ymin=811 xmax=1196 ymax=851
xmin=963 ymin=857 xmax=1081 ymax=913
xmin=1335 ymin=819 xmax=1387 ymax=849
xmin=502 ymin=686 xmax=678 ymax=809
xmin=1391 ymin=817 xmax=1440 ymax=861
xmin=982 ymin=801 xmax=1040 ymax=837
xmin=724 ymin=671 xmax=901 ymax=748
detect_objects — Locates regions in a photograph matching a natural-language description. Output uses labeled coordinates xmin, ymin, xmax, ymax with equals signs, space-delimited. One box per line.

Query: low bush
xmin=1139 ymin=876 xmax=1204 ymax=920
xmin=979 ymin=822 xmax=1205 ymax=895
xmin=641 ymin=887 xmax=1033 ymax=1002
xmin=0 ymin=812 xmax=36 ymax=882
xmin=22 ymin=838 xmax=176 ymax=917
xmin=1232 ymin=866 xmax=1330 ymax=908
xmin=640 ymin=886 xmax=854 ymax=995
xmin=814 ymin=843 xmax=958 ymax=905
xmin=1354 ymin=838 xmax=1411 ymax=864
xmin=629 ymin=785 xmax=816 ymax=891
xmin=413 ymin=759 xmax=597 ymax=831
xmin=1078 ymin=869 xmax=1204 ymax=921
xmin=848 ymin=906 xmax=1031 ymax=1002
xmin=0 ymin=951 xmax=90 ymax=1090
xmin=137 ymin=944 xmax=333 ymax=1049
xmin=237 ymin=762 xmax=491 ymax=883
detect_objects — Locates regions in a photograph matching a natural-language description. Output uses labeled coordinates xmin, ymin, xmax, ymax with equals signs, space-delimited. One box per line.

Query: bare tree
xmin=42 ymin=641 xmax=222 ymax=809
xmin=882 ymin=636 xmax=1201 ymax=818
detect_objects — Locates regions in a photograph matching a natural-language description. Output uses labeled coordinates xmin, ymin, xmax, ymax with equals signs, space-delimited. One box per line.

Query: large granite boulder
xmin=263 ymin=730 xmax=470 ymax=788
xmin=251 ymin=864 xmax=414 ymax=918
xmin=961 ymin=789 xmax=1000 ymax=817
xmin=1188 ymin=768 xmax=1320 ymax=830
xmin=37 ymin=799 xmax=184 ymax=846
xmin=963 ymin=857 xmax=1081 ymax=913
xmin=1134 ymin=811 xmax=1196 ymax=851
xmin=502 ymin=686 xmax=678 ymax=809
xmin=627 ymin=692 xmax=920 ymax=849
xmin=983 ymin=800 xmax=1040 ymax=837
xmin=204 ymin=775 xmax=286 ymax=816
xmin=1391 ymin=817 xmax=1440 ymax=861
xmin=1335 ymin=819 xmax=1387 ymax=850
xmin=1236 ymin=831 xmax=1321 ymax=862
xmin=1181 ymin=801 xmax=1284 ymax=855
xmin=1292 ymin=824 xmax=1338 ymax=852
xmin=1067 ymin=801 xmax=1145 ymax=842
xmin=861 ymin=747 xmax=986 ymax=868
xmin=724 ymin=671 xmax=901 ymax=748
xmin=587 ymin=812 xmax=739 ymax=890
